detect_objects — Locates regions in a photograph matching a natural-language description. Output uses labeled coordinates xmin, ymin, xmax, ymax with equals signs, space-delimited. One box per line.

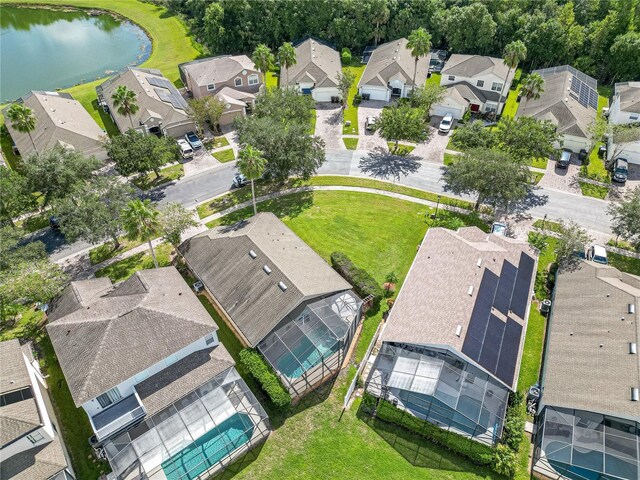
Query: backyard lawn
xmin=342 ymin=64 xmax=366 ymax=135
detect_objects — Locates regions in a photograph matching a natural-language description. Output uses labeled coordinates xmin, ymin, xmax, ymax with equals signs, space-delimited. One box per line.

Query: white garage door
xmin=313 ymin=89 xmax=335 ymax=103
xmin=360 ymin=86 xmax=388 ymax=102
xmin=432 ymin=105 xmax=463 ymax=120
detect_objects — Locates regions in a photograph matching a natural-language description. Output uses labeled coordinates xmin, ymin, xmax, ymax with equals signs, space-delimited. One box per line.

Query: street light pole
xmin=429 ymin=195 xmax=442 ymax=221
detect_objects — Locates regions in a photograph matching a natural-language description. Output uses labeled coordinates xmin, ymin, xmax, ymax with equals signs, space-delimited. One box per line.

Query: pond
xmin=0 ymin=6 xmax=152 ymax=103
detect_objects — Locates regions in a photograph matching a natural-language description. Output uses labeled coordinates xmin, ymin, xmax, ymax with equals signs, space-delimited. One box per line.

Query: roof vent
xmin=467 ymin=285 xmax=474 ymax=296
xmin=249 ymin=250 xmax=257 ymax=259
xmin=455 ymin=325 xmax=462 ymax=337
xmin=630 ymin=343 xmax=637 ymax=354
xmin=477 ymin=258 xmax=482 ymax=267
xmin=632 ymin=388 xmax=639 ymax=402
xmin=278 ymin=281 xmax=287 ymax=291
xmin=629 ymin=304 xmax=636 ymax=314
xmin=263 ymin=265 xmax=272 ymax=274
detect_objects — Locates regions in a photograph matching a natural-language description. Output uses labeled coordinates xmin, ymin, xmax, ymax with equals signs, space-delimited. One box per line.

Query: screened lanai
xmin=367 ymin=342 xmax=510 ymax=445
xmin=257 ymin=290 xmax=362 ymax=398
xmin=103 ymin=368 xmax=270 ymax=480
xmin=533 ymin=406 xmax=639 ymax=480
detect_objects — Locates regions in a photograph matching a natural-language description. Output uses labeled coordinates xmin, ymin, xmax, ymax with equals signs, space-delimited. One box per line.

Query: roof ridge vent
xmin=630 ymin=342 xmax=637 ymax=354
xmin=249 ymin=250 xmax=257 ymax=259
xmin=467 ymin=285 xmax=474 ymax=296
xmin=632 ymin=387 xmax=639 ymax=402
xmin=455 ymin=325 xmax=462 ymax=337
xmin=477 ymin=258 xmax=482 ymax=267
xmin=278 ymin=281 xmax=287 ymax=291
xmin=263 ymin=265 xmax=272 ymax=274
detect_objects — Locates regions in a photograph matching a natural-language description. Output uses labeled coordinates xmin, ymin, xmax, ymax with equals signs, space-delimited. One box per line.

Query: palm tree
xmin=371 ymin=0 xmax=390 ymax=46
xmin=6 ymin=103 xmax=37 ymax=154
xmin=111 ymin=85 xmax=139 ymax=129
xmin=521 ymin=73 xmax=545 ymax=101
xmin=277 ymin=42 xmax=297 ymax=87
xmin=498 ymin=40 xmax=527 ymax=115
xmin=406 ymin=28 xmax=432 ymax=91
xmin=237 ymin=145 xmax=267 ymax=215
xmin=252 ymin=44 xmax=275 ymax=83
xmin=121 ymin=199 xmax=161 ymax=268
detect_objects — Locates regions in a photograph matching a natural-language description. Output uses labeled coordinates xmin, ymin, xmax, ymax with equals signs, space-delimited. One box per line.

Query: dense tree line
xmin=162 ymin=0 xmax=640 ymax=82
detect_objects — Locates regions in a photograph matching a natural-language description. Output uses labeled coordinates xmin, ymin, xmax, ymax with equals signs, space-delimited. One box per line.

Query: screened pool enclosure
xmin=533 ymin=406 xmax=639 ymax=480
xmin=257 ymin=291 xmax=362 ymax=398
xmin=103 ymin=368 xmax=270 ymax=480
xmin=366 ymin=342 xmax=511 ymax=445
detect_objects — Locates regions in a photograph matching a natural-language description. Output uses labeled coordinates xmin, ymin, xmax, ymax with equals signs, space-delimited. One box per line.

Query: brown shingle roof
xmin=0 ymin=435 xmax=68 ymax=480
xmin=541 ymin=262 xmax=640 ymax=420
xmin=286 ymin=38 xmax=341 ymax=88
xmin=359 ymin=38 xmax=429 ymax=88
xmin=179 ymin=55 xmax=255 ymax=88
xmin=441 ymin=54 xmax=510 ymax=80
xmin=46 ymin=267 xmax=217 ymax=406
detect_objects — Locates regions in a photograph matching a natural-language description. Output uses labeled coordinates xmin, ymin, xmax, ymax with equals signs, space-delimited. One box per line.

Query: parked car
xmin=557 ymin=149 xmax=572 ymax=169
xmin=365 ymin=116 xmax=377 ymax=131
xmin=491 ymin=222 xmax=508 ymax=236
xmin=586 ymin=244 xmax=608 ymax=264
xmin=49 ymin=216 xmax=60 ymax=230
xmin=232 ymin=173 xmax=247 ymax=189
xmin=597 ymin=145 xmax=607 ymax=158
xmin=578 ymin=149 xmax=588 ymax=162
xmin=429 ymin=58 xmax=445 ymax=73
xmin=611 ymin=157 xmax=628 ymax=183
xmin=438 ymin=114 xmax=454 ymax=134
xmin=185 ymin=131 xmax=203 ymax=150
xmin=177 ymin=139 xmax=194 ymax=159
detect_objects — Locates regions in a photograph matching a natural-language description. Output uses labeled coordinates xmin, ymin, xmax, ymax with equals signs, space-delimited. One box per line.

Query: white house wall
xmin=609 ymin=96 xmax=640 ymax=125
xmin=312 ymin=87 xmax=341 ymax=102
xmin=608 ymin=138 xmax=640 ymax=165
xmin=359 ymin=85 xmax=390 ymax=102
xmin=440 ymin=72 xmax=509 ymax=95
xmin=82 ymin=331 xmax=219 ymax=417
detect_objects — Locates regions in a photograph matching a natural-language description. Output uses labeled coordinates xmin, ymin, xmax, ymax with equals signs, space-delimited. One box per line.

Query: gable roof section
xmin=46 ymin=267 xmax=217 ymax=406
xmin=542 ymin=262 xmax=640 ymax=421
xmin=179 ymin=55 xmax=256 ymax=88
xmin=516 ymin=65 xmax=597 ymax=139
xmin=287 ymin=38 xmax=341 ymax=88
xmin=180 ymin=212 xmax=351 ymax=347
xmin=615 ymin=81 xmax=640 ymax=113
xmin=0 ymin=435 xmax=68 ymax=480
xmin=3 ymin=91 xmax=106 ymax=159
xmin=359 ymin=38 xmax=429 ymax=88
xmin=380 ymin=227 xmax=537 ymax=390
xmin=442 ymin=54 xmax=509 ymax=80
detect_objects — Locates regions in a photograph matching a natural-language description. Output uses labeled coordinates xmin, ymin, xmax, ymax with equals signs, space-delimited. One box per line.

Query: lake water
xmin=0 ymin=6 xmax=152 ymax=102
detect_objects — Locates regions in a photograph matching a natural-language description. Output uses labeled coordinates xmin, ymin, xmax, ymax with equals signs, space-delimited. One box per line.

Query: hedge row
xmin=494 ymin=391 xmax=527 ymax=477
xmin=330 ymin=252 xmax=383 ymax=303
xmin=239 ymin=349 xmax=291 ymax=409
xmin=361 ymin=393 xmax=494 ymax=467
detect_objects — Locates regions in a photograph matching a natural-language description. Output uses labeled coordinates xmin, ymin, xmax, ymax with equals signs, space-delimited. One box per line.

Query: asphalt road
xmin=41 ymin=149 xmax=612 ymax=262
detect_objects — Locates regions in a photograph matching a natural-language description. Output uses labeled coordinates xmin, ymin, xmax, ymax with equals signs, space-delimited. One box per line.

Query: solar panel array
xmin=148 ymin=76 xmax=189 ymax=110
xmin=147 ymin=76 xmax=173 ymax=90
xmin=569 ymin=76 xmax=598 ymax=110
xmin=461 ymin=251 xmax=535 ymax=387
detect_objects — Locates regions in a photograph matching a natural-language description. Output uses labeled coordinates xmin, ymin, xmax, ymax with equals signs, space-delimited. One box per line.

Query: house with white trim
xmin=284 ymin=38 xmax=342 ymax=102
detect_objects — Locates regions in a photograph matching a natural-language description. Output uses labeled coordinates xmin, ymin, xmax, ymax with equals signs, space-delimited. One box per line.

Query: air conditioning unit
xmin=193 ymin=281 xmax=204 ymax=293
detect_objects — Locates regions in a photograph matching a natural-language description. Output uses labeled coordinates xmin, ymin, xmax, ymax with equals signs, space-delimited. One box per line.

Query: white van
xmin=587 ymin=244 xmax=608 ymax=264
xmin=177 ymin=139 xmax=194 ymax=159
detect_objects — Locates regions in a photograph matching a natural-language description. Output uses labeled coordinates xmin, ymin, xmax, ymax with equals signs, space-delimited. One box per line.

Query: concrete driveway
xmin=538 ymin=153 xmax=582 ymax=195
xmin=183 ymin=148 xmax=220 ymax=177
xmin=412 ymin=123 xmax=451 ymax=164
xmin=315 ymin=104 xmax=344 ymax=149
xmin=358 ymin=100 xmax=387 ymax=150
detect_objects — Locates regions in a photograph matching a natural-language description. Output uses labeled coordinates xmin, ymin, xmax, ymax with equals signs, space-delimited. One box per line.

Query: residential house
xmin=180 ymin=212 xmax=363 ymax=399
xmin=516 ymin=65 xmax=598 ymax=153
xmin=0 ymin=339 xmax=75 ymax=480
xmin=96 ymin=67 xmax=196 ymax=138
xmin=284 ymin=38 xmax=342 ymax=102
xmin=358 ymin=38 xmax=428 ymax=102
xmin=3 ymin=91 xmax=108 ymax=161
xmin=607 ymin=82 xmax=640 ymax=165
xmin=366 ymin=227 xmax=537 ymax=445
xmin=533 ymin=261 xmax=639 ymax=480
xmin=46 ymin=267 xmax=269 ymax=480
xmin=179 ymin=55 xmax=262 ymax=126
xmin=431 ymin=54 xmax=516 ymax=119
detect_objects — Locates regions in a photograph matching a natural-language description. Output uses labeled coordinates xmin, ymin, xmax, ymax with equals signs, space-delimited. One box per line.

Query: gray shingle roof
xmin=179 ymin=55 xmax=256 ymax=88
xmin=0 ymin=435 xmax=68 ymax=480
xmin=380 ymin=227 xmax=537 ymax=390
xmin=359 ymin=38 xmax=429 ymax=88
xmin=2 ymin=91 xmax=107 ymax=160
xmin=541 ymin=262 xmax=640 ymax=421
xmin=180 ymin=212 xmax=351 ymax=347
xmin=286 ymin=38 xmax=341 ymax=88
xmin=615 ymin=81 xmax=640 ymax=113
xmin=516 ymin=65 xmax=597 ymax=139
xmin=46 ymin=267 xmax=217 ymax=406
xmin=441 ymin=54 xmax=510 ymax=80
xmin=136 ymin=346 xmax=235 ymax=416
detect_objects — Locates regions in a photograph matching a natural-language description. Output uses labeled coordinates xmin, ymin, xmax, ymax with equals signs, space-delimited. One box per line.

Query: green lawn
xmin=530 ymin=157 xmax=548 ymax=169
xmin=530 ymin=171 xmax=544 ymax=185
xmin=94 ymin=243 xmax=173 ymax=282
xmin=343 ymin=137 xmax=358 ymax=150
xmin=597 ymin=86 xmax=611 ymax=114
xmin=0 ymin=125 xmax=20 ymax=170
xmin=532 ymin=219 xmax=564 ymax=234
xmin=342 ymin=64 xmax=366 ymax=135
xmin=387 ymin=142 xmax=415 ymax=155
xmin=425 ymin=73 xmax=441 ymax=87
xmin=502 ymin=86 xmax=521 ymax=119
xmin=265 ymin=70 xmax=279 ymax=90
xmin=207 ymin=136 xmax=230 ymax=149
xmin=88 ymin=236 xmax=146 ymax=265
xmin=582 ymin=142 xmax=610 ymax=183
xmin=609 ymin=252 xmax=640 ymax=276
xmin=15 ymin=211 xmax=50 ymax=233
xmin=132 ymin=163 xmax=184 ymax=190
xmin=579 ymin=181 xmax=609 ymax=199
xmin=3 ymin=0 xmax=202 ymax=132
xmin=213 ymin=148 xmax=236 ymax=163
xmin=443 ymin=153 xmax=457 ymax=166
xmin=309 ymin=108 xmax=317 ymax=135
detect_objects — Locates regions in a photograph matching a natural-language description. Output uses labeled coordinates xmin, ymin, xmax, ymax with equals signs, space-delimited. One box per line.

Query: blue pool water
xmin=275 ymin=338 xmax=336 ymax=379
xmin=161 ymin=413 xmax=253 ymax=480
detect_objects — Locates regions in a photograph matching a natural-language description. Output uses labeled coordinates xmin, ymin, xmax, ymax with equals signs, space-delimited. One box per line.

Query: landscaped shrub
xmin=493 ymin=443 xmax=517 ymax=477
xmin=362 ymin=393 xmax=494 ymax=467
xmin=239 ymin=349 xmax=291 ymax=409
xmin=330 ymin=252 xmax=383 ymax=303
xmin=341 ymin=47 xmax=352 ymax=64
xmin=501 ymin=391 xmax=526 ymax=452
xmin=353 ymin=94 xmax=362 ymax=107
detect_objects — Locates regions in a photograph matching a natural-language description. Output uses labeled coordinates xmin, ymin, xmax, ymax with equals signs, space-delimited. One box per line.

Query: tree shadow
xmin=210 ymin=440 xmax=267 ymax=479
xmin=359 ymin=147 xmax=421 ymax=182
xmin=216 ymin=191 xmax=315 ymax=226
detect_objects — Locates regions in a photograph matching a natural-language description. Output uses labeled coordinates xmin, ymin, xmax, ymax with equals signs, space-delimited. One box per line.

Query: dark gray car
xmin=557 ymin=149 xmax=572 ymax=169
xmin=612 ymin=158 xmax=628 ymax=183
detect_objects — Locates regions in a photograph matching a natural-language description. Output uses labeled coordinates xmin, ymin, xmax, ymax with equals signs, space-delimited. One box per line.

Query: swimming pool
xmin=275 ymin=338 xmax=337 ymax=379
xmin=161 ymin=413 xmax=253 ymax=480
